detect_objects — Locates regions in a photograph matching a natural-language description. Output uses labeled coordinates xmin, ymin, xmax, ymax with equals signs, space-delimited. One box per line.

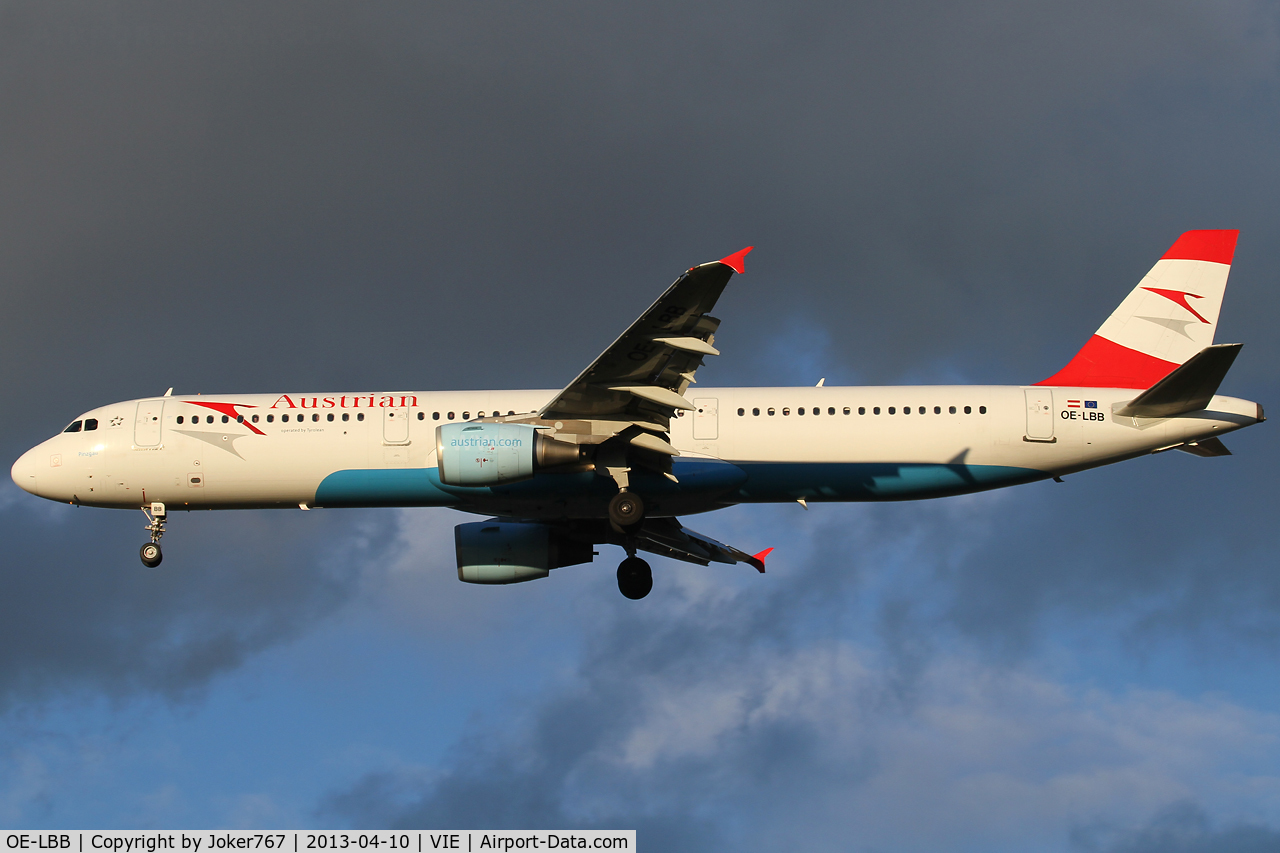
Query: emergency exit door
xmin=383 ymin=404 xmax=410 ymax=444
xmin=693 ymin=398 xmax=719 ymax=440
xmin=1024 ymin=389 xmax=1054 ymax=441
xmin=134 ymin=400 xmax=164 ymax=447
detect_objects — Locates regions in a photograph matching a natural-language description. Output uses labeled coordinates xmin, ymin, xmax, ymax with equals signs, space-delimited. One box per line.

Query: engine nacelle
xmin=454 ymin=521 xmax=594 ymax=584
xmin=436 ymin=422 xmax=580 ymax=486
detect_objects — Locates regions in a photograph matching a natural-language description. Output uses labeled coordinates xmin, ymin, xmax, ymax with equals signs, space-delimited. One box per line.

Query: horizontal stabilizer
xmin=1114 ymin=343 xmax=1242 ymax=418
xmin=1174 ymin=437 xmax=1232 ymax=457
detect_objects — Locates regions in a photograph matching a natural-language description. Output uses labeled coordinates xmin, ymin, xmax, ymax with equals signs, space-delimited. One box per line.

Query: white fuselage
xmin=11 ymin=385 xmax=1262 ymax=518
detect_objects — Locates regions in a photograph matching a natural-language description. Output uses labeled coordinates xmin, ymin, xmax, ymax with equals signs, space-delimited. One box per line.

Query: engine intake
xmin=454 ymin=521 xmax=593 ymax=584
xmin=436 ymin=422 xmax=581 ymax=486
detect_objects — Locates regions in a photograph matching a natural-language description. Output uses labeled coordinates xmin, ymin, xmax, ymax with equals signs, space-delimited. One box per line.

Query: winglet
xmin=718 ymin=246 xmax=753 ymax=275
xmin=749 ymin=547 xmax=773 ymax=573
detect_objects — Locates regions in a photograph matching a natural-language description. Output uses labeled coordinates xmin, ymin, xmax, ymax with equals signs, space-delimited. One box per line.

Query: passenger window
xmin=267 ymin=414 xmax=274 ymax=423
xmin=964 ymin=406 xmax=972 ymax=414
xmin=857 ymin=407 xmax=864 ymax=415
xmin=64 ymin=420 xmax=83 ymax=433
xmin=448 ymin=412 xmax=455 ymax=420
xmin=358 ymin=412 xmax=365 ymax=421
xmin=222 ymin=415 xmax=229 ymax=423
xmin=888 ymin=407 xmax=896 ymax=415
xmin=949 ymin=406 xmax=956 ymax=414
xmin=282 ymin=414 xmax=290 ymax=422
xmin=768 ymin=408 xmax=775 ymax=416
xmin=782 ymin=408 xmax=790 ymax=416
xmin=327 ymin=413 xmax=334 ymax=422
xmin=798 ymin=407 xmax=805 ymax=415
xmin=463 ymin=411 xmax=470 ymax=420
xmin=812 ymin=407 xmax=819 ymax=416
xmin=176 ymin=416 xmax=184 ymax=425
xmin=753 ymin=408 xmax=760 ymax=416
xmin=979 ymin=406 xmax=987 ymax=414
xmin=342 ymin=413 xmax=349 ymax=422
xmin=737 ymin=408 xmax=744 ymax=416
xmin=207 ymin=415 xmax=215 ymax=424
xmin=874 ymin=407 xmax=880 ymax=415
xmin=829 ymin=407 xmax=836 ymax=415
xmin=903 ymin=407 xmax=910 ymax=415
xmin=508 ymin=411 xmax=515 ymax=416
xmin=252 ymin=414 xmax=260 ymax=423
xmin=433 ymin=412 xmax=440 ymax=420
xmin=312 ymin=413 xmax=319 ymax=422
xmin=934 ymin=406 xmax=941 ymax=414
xmin=236 ymin=415 xmax=244 ymax=423
xmin=417 ymin=412 xmax=425 ymax=420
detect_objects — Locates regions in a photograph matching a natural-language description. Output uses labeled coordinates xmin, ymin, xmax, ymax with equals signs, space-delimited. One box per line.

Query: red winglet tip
xmin=718 ymin=246 xmax=753 ymax=274
xmin=751 ymin=547 xmax=774 ymax=573
xmin=1161 ymin=230 xmax=1239 ymax=265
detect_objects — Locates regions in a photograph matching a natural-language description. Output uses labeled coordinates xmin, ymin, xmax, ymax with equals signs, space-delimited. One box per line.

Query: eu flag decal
xmin=1085 ymin=400 xmax=1097 ymax=409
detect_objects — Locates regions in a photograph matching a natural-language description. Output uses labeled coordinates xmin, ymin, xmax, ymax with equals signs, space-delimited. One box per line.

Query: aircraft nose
xmin=10 ymin=447 xmax=39 ymax=495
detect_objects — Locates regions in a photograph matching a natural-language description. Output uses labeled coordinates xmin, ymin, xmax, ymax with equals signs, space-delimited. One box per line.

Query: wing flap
xmin=635 ymin=518 xmax=768 ymax=573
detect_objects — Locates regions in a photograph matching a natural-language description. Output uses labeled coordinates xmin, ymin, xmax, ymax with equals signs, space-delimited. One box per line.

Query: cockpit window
xmin=63 ymin=420 xmax=83 ymax=433
xmin=84 ymin=419 xmax=98 ymax=431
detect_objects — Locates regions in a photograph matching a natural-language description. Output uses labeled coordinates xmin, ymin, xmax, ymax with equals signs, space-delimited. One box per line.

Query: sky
xmin=2 ymin=1 xmax=1279 ymax=849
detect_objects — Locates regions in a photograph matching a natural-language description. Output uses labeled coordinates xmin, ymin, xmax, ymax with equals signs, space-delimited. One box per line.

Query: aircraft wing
xmin=634 ymin=516 xmax=771 ymax=573
xmin=539 ymin=247 xmax=753 ymax=426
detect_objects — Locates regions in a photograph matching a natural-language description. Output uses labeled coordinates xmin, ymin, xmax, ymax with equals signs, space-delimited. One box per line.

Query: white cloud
xmin=575 ymin=645 xmax=1280 ymax=851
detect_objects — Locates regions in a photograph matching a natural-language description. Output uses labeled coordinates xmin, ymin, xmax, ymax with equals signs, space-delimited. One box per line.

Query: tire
xmin=140 ymin=542 xmax=163 ymax=568
xmin=617 ymin=556 xmax=653 ymax=600
xmin=608 ymin=491 xmax=645 ymax=532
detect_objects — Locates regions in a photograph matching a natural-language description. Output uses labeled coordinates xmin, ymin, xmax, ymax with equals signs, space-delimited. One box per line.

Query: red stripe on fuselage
xmin=1035 ymin=335 xmax=1178 ymax=389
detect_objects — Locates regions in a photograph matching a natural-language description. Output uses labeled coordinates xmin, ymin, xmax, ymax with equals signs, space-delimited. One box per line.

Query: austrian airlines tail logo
xmin=1141 ymin=288 xmax=1210 ymax=324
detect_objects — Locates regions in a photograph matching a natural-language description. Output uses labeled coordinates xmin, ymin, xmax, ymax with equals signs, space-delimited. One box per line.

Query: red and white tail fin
xmin=1037 ymin=230 xmax=1238 ymax=389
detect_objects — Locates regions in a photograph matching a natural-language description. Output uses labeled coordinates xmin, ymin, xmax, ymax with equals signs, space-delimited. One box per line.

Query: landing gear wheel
xmin=617 ymin=556 xmax=652 ymax=600
xmin=608 ymin=491 xmax=645 ymax=533
xmin=140 ymin=542 xmax=163 ymax=568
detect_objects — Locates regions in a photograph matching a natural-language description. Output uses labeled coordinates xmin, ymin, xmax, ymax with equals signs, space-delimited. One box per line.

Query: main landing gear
xmin=608 ymin=490 xmax=645 ymax=533
xmin=140 ymin=502 xmax=166 ymax=568
xmin=608 ymin=489 xmax=651 ymax=598
xmin=617 ymin=555 xmax=652 ymax=600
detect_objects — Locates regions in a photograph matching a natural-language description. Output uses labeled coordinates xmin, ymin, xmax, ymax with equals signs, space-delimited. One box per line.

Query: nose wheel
xmin=139 ymin=502 xmax=166 ymax=568
xmin=617 ymin=556 xmax=652 ymax=600
xmin=140 ymin=541 xmax=162 ymax=568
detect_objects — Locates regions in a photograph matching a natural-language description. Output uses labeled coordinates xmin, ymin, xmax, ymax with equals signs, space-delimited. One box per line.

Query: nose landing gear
xmin=139 ymin=502 xmax=166 ymax=568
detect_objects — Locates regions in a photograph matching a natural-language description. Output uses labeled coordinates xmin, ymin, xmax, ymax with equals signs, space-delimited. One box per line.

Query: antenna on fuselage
xmin=163 ymin=388 xmax=173 ymax=397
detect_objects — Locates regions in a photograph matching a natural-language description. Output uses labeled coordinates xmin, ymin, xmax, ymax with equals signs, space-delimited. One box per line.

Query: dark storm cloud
xmin=3 ymin=0 xmax=1277 ymax=435
xmin=0 ymin=493 xmax=397 ymax=704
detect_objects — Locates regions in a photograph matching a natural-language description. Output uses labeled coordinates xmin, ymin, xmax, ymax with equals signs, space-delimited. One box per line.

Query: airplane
xmin=10 ymin=231 xmax=1264 ymax=599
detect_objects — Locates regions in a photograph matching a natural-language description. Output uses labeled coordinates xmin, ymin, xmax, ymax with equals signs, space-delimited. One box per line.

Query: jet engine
xmin=454 ymin=520 xmax=594 ymax=584
xmin=436 ymin=423 xmax=581 ymax=486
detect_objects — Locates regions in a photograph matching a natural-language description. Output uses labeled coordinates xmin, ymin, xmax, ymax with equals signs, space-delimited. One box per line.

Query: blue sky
xmin=2 ymin=3 xmax=1280 ymax=850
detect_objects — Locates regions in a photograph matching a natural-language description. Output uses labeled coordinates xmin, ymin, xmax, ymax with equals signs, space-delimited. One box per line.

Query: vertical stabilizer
xmin=1037 ymin=230 xmax=1238 ymax=388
